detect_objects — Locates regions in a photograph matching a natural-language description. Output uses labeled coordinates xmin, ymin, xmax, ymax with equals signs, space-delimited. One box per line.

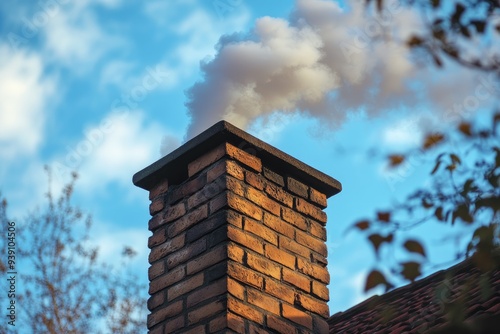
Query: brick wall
xmin=134 ymin=121 xmax=341 ymax=334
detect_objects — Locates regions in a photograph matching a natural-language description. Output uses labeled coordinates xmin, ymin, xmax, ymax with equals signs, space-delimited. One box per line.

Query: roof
xmin=328 ymin=258 xmax=500 ymax=333
xmin=133 ymin=120 xmax=341 ymax=196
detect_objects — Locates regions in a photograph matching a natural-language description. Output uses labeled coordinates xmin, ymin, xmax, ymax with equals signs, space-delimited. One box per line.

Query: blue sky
xmin=1 ymin=0 xmax=497 ymax=319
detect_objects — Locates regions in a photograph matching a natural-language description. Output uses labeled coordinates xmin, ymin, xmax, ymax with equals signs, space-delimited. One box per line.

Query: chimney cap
xmin=133 ymin=120 xmax=342 ymax=197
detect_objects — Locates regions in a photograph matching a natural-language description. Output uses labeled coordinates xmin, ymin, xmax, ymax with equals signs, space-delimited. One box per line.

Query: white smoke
xmin=185 ymin=0 xmax=482 ymax=139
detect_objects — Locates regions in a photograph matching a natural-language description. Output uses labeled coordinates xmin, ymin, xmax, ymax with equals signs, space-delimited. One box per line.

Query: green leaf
xmin=401 ymin=261 xmax=422 ymax=282
xmin=365 ymin=269 xmax=388 ymax=292
xmin=403 ymin=240 xmax=426 ymax=257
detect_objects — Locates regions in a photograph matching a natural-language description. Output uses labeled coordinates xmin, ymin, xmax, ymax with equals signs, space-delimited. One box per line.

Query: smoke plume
xmin=185 ymin=0 xmax=481 ymax=139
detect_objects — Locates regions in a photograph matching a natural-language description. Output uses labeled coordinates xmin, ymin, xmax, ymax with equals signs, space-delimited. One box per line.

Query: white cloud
xmin=42 ymin=1 xmax=125 ymax=71
xmin=0 ymin=45 xmax=56 ymax=159
xmin=57 ymin=111 xmax=176 ymax=193
xmin=382 ymin=116 xmax=422 ymax=148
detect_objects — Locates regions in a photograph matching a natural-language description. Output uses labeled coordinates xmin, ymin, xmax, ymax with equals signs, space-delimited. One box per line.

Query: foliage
xmin=367 ymin=0 xmax=500 ymax=71
xmin=353 ymin=112 xmax=500 ymax=292
xmin=0 ymin=170 xmax=146 ymax=334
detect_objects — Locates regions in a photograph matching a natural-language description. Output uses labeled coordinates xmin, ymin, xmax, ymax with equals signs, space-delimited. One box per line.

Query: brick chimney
xmin=133 ymin=121 xmax=341 ymax=334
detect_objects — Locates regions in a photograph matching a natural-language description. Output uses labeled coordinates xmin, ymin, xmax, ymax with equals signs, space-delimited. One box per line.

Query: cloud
xmin=41 ymin=1 xmax=125 ymax=71
xmin=184 ymin=0 xmax=485 ymax=139
xmin=0 ymin=44 xmax=56 ymax=159
xmin=53 ymin=111 xmax=176 ymax=193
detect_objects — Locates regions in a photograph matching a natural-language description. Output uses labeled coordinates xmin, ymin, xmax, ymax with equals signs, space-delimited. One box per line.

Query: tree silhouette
xmin=0 ymin=169 xmax=146 ymax=334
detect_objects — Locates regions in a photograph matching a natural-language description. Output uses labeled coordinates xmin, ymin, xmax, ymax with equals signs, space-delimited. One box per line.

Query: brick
xmin=283 ymin=268 xmax=310 ymax=292
xmin=247 ymin=252 xmax=281 ymax=279
xmin=226 ymin=160 xmax=245 ymax=180
xmin=282 ymin=303 xmax=313 ymax=330
xmin=263 ymin=213 xmax=294 ymax=239
xmin=207 ymin=159 xmax=227 ymax=183
xmin=287 ymin=177 xmax=309 ymax=199
xmin=228 ymin=312 xmax=246 ymax=333
xmin=267 ymin=314 xmax=297 ymax=334
xmin=207 ymin=225 xmax=229 ymax=247
xmin=244 ymin=218 xmax=278 ymax=245
xmin=206 ymin=261 xmax=228 ymax=282
xmin=228 ymin=225 xmax=264 ymax=254
xmin=148 ymin=227 xmax=167 ymax=248
xmin=209 ymin=314 xmax=227 ymax=333
xmin=264 ymin=278 xmax=295 ymax=304
xmin=228 ymin=297 xmax=264 ymax=324
xmin=264 ymin=182 xmax=293 ymax=207
xmin=311 ymin=252 xmax=328 ymax=266
xmin=226 ymin=142 xmax=262 ymax=172
xmin=210 ymin=191 xmax=229 ymax=214
xmin=228 ymin=277 xmax=245 ymax=300
xmin=228 ymin=242 xmax=245 ymax=263
xmin=228 ymin=261 xmax=263 ymax=289
xmin=313 ymin=315 xmax=329 ymax=334
xmin=148 ymin=214 xmax=164 ymax=232
xmin=188 ymin=144 xmax=226 ymax=177
xmin=295 ymin=293 xmax=329 ymax=318
xmin=280 ymin=237 xmax=310 ymax=259
xmin=188 ymin=299 xmax=225 ymax=324
xmin=168 ymin=173 xmax=206 ymax=204
xmin=245 ymin=187 xmax=281 ymax=216
xmin=247 ymin=288 xmax=280 ymax=315
xmin=228 ymin=192 xmax=263 ymax=221
xmin=187 ymin=177 xmax=226 ymax=209
xmin=149 ymin=178 xmax=168 ymax=200
xmin=168 ymin=204 xmax=208 ymax=238
xmin=148 ymin=260 xmax=165 ymax=280
xmin=183 ymin=325 xmax=205 ymax=334
xmin=309 ymin=188 xmax=327 ymax=208
xmin=149 ymin=197 xmax=165 ymax=216
xmin=265 ymin=244 xmax=296 ymax=269
xmin=245 ymin=171 xmax=264 ymax=190
xmin=249 ymin=323 xmax=269 ymax=334
xmin=295 ymin=198 xmax=327 ymax=224
xmin=186 ymin=210 xmax=226 ymax=243
xmin=166 ymin=238 xmax=206 ymax=269
xmin=148 ymin=324 xmax=164 ymax=334
xmin=147 ymin=300 xmax=183 ymax=328
xmin=312 ymin=281 xmax=329 ymax=301
xmin=187 ymin=244 xmax=227 ymax=275
xmin=309 ymin=220 xmax=326 ymax=241
xmin=263 ymin=167 xmax=284 ymax=186
xmin=227 ymin=210 xmax=243 ymax=228
xmin=282 ymin=207 xmax=307 ymax=231
xmin=297 ymin=258 xmax=330 ymax=284
xmin=147 ymin=291 xmax=164 ymax=310
xmin=149 ymin=265 xmax=185 ymax=294
xmin=164 ymin=315 xmax=184 ymax=333
xmin=167 ymin=272 xmax=204 ymax=301
xmin=149 ymin=234 xmax=185 ymax=263
xmin=226 ymin=175 xmax=246 ymax=197
xmin=295 ymin=230 xmax=327 ymax=257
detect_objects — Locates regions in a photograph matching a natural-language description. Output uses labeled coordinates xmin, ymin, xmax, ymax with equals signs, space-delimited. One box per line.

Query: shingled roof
xmin=328 ymin=258 xmax=500 ymax=334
